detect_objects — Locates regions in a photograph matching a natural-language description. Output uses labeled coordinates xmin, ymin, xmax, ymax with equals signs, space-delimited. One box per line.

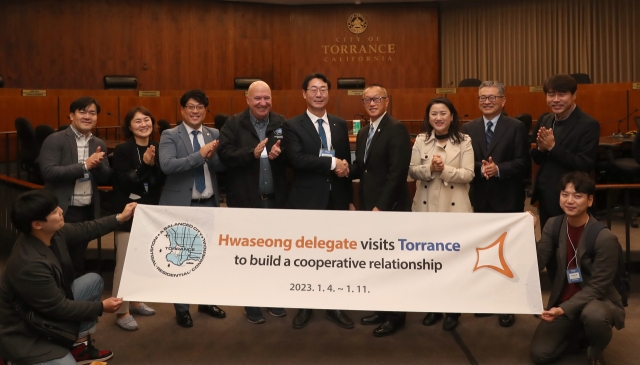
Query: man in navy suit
xmin=283 ymin=72 xmax=354 ymax=330
xmin=158 ymin=89 xmax=227 ymax=328
xmin=462 ymin=80 xmax=530 ymax=327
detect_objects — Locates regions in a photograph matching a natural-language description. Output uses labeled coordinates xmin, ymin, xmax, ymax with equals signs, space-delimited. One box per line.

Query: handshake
xmin=334 ymin=159 xmax=350 ymax=178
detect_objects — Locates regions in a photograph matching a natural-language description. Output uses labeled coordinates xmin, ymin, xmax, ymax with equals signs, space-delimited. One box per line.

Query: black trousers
xmin=64 ymin=205 xmax=95 ymax=278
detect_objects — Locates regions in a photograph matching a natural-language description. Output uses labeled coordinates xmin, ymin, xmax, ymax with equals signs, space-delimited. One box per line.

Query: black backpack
xmin=551 ymin=215 xmax=630 ymax=307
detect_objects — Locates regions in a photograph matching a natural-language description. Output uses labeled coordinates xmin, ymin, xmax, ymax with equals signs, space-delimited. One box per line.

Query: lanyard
xmin=566 ymin=216 xmax=588 ymax=270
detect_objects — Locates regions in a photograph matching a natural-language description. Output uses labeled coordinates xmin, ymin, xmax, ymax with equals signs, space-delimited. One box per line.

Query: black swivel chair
xmin=515 ymin=113 xmax=533 ymax=135
xmin=58 ymin=124 xmax=71 ymax=131
xmin=14 ymin=117 xmax=41 ymax=183
xmin=157 ymin=119 xmax=171 ymax=137
xmin=458 ymin=78 xmax=482 ymax=87
xmin=214 ymin=114 xmax=229 ymax=131
xmin=570 ymin=73 xmax=591 ymax=84
xmin=35 ymin=124 xmax=55 ymax=152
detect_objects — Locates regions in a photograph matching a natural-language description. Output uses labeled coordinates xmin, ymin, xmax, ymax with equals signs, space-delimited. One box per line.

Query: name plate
xmin=529 ymin=86 xmax=544 ymax=92
xmin=633 ymin=83 xmax=640 ymax=90
xmin=22 ymin=89 xmax=47 ymax=96
xmin=347 ymin=90 xmax=364 ymax=96
xmin=436 ymin=88 xmax=456 ymax=94
xmin=138 ymin=91 xmax=160 ymax=97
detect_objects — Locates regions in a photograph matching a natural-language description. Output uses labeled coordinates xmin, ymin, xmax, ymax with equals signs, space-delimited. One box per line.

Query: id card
xmin=566 ymin=268 xmax=583 ymax=283
xmin=78 ymin=172 xmax=91 ymax=182
xmin=319 ymin=148 xmax=335 ymax=157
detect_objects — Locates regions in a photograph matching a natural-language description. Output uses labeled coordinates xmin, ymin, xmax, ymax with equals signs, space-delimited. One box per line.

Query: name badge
xmin=78 ymin=172 xmax=91 ymax=182
xmin=143 ymin=182 xmax=149 ymax=194
xmin=566 ymin=268 xmax=583 ymax=283
xmin=319 ymin=148 xmax=335 ymax=158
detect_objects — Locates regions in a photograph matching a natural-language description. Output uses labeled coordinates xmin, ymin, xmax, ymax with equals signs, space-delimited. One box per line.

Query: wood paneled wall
xmin=0 ymin=0 xmax=439 ymax=90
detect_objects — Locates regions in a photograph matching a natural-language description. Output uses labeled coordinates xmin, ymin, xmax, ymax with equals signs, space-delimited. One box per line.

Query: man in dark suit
xmin=283 ymin=72 xmax=354 ymax=330
xmin=0 ymin=190 xmax=134 ymax=364
xmin=462 ymin=80 xmax=530 ymax=328
xmin=158 ymin=89 xmax=227 ymax=328
xmin=531 ymin=74 xmax=600 ymax=230
xmin=530 ymin=172 xmax=625 ymax=365
xmin=39 ymin=96 xmax=111 ymax=278
xmin=218 ymin=81 xmax=287 ymax=324
xmin=350 ymin=84 xmax=411 ymax=337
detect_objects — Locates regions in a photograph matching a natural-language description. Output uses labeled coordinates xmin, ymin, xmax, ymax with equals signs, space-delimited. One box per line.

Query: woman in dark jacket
xmin=111 ymin=106 xmax=165 ymax=331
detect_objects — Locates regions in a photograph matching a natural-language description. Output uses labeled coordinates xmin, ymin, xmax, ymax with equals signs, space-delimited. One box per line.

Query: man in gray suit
xmin=39 ymin=96 xmax=111 ymax=278
xmin=158 ymin=89 xmax=227 ymax=328
xmin=531 ymin=172 xmax=625 ymax=365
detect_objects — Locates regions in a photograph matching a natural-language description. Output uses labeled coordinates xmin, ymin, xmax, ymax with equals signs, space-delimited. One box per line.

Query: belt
xmin=260 ymin=194 xmax=276 ymax=201
xmin=191 ymin=196 xmax=214 ymax=203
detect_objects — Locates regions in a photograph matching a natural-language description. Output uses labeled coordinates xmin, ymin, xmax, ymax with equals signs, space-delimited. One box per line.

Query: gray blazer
xmin=158 ymin=123 xmax=225 ymax=206
xmin=39 ymin=127 xmax=111 ymax=216
xmin=537 ymin=215 xmax=626 ymax=329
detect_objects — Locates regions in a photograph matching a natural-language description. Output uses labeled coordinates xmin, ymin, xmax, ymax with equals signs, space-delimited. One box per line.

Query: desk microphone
xmin=616 ymin=108 xmax=638 ymax=135
xmin=106 ymin=112 xmax=122 ymax=123
xmin=7 ymin=75 xmax=23 ymax=88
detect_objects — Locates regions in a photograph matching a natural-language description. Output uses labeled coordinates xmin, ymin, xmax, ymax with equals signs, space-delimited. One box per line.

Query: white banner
xmin=118 ymin=205 xmax=543 ymax=314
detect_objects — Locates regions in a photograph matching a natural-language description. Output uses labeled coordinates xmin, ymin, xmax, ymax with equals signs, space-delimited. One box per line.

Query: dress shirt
xmin=183 ymin=123 xmax=214 ymax=200
xmin=306 ymin=110 xmax=336 ymax=170
xmin=69 ymin=125 xmax=93 ymax=206
xmin=369 ymin=112 xmax=386 ymax=134
xmin=250 ymin=113 xmax=275 ymax=195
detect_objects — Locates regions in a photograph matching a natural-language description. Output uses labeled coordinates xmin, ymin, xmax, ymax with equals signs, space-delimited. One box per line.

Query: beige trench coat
xmin=409 ymin=133 xmax=474 ymax=212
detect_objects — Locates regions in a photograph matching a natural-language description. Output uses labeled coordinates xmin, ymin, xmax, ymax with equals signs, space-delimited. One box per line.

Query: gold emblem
xmin=347 ymin=13 xmax=368 ymax=34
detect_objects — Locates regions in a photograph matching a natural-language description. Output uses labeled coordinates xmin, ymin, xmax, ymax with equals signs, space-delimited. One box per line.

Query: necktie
xmin=364 ymin=124 xmax=375 ymax=162
xmin=191 ymin=130 xmax=206 ymax=193
xmin=317 ymin=119 xmax=328 ymax=149
xmin=486 ymin=121 xmax=494 ymax=147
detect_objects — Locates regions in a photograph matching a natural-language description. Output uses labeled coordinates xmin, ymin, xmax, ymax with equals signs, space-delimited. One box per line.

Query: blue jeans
xmin=32 ymin=273 xmax=104 ymax=365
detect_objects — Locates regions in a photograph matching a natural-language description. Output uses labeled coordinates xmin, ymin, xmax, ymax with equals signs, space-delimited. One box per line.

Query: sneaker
xmin=70 ymin=336 xmax=113 ymax=365
xmin=267 ymin=308 xmax=287 ymax=317
xmin=129 ymin=303 xmax=156 ymax=316
xmin=116 ymin=314 xmax=139 ymax=331
xmin=245 ymin=307 xmax=265 ymax=324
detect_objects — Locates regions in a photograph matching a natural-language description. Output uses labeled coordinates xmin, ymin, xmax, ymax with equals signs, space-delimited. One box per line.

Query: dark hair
xmin=180 ymin=89 xmax=209 ymax=108
xmin=122 ymin=106 xmax=156 ymax=140
xmin=70 ymin=96 xmax=101 ymax=114
xmin=11 ymin=190 xmax=59 ymax=234
xmin=421 ymin=97 xmax=464 ymax=144
xmin=302 ymin=73 xmax=331 ymax=90
xmin=559 ymin=171 xmax=596 ymax=196
xmin=543 ymin=74 xmax=578 ymax=94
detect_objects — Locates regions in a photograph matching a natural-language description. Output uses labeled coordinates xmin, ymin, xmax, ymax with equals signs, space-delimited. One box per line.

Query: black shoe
xmin=293 ymin=309 xmax=313 ymax=329
xmin=198 ymin=305 xmax=226 ymax=318
xmin=326 ymin=310 xmax=354 ymax=329
xmin=373 ymin=321 xmax=403 ymax=337
xmin=443 ymin=316 xmax=458 ymax=331
xmin=474 ymin=313 xmax=493 ymax=317
xmin=361 ymin=313 xmax=385 ymax=325
xmin=498 ymin=314 xmax=515 ymax=327
xmin=176 ymin=311 xmax=193 ymax=328
xmin=422 ymin=312 xmax=443 ymax=326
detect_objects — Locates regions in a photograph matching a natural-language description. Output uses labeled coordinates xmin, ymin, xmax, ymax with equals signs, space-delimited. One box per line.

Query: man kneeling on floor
xmin=0 ymin=190 xmax=136 ymax=365
xmin=530 ymin=172 xmax=625 ymax=365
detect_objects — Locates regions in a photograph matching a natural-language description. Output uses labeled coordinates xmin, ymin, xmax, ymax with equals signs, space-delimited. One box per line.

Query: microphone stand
xmin=612 ymin=108 xmax=638 ymax=138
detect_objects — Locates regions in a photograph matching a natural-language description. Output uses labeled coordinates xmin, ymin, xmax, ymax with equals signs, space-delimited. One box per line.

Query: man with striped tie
xmin=349 ymin=83 xmax=412 ymax=337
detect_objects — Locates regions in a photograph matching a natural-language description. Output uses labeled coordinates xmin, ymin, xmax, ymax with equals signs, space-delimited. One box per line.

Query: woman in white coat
xmin=409 ymin=97 xmax=474 ymax=331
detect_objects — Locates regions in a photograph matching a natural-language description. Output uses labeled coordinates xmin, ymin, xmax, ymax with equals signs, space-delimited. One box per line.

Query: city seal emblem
xmin=347 ymin=13 xmax=368 ymax=34
xmin=151 ymin=222 xmax=206 ymax=277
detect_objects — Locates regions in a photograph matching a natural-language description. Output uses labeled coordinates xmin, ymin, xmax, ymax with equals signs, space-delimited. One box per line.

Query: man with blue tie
xmin=158 ymin=89 xmax=227 ymax=328
xmin=282 ymin=73 xmax=354 ymax=329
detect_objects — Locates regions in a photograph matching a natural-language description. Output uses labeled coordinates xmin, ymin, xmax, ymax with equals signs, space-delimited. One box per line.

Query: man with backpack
xmin=530 ymin=172 xmax=626 ymax=365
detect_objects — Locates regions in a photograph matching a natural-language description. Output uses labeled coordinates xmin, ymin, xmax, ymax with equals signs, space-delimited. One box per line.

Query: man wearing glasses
xmin=39 ymin=96 xmax=112 ymax=278
xmin=350 ymin=84 xmax=412 ymax=337
xmin=282 ymin=73 xmax=354 ymax=330
xmin=158 ymin=89 xmax=227 ymax=328
xmin=461 ymin=80 xmax=530 ymax=327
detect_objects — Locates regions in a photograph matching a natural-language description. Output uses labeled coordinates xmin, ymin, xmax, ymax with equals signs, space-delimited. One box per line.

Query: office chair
xmin=14 ymin=117 xmax=41 ymax=183
xmin=515 ymin=113 xmax=533 ymax=135
xmin=34 ymin=124 xmax=55 ymax=152
xmin=157 ymin=119 xmax=171 ymax=137
xmin=458 ymin=78 xmax=482 ymax=87
xmin=570 ymin=73 xmax=591 ymax=84
xmin=214 ymin=114 xmax=229 ymax=131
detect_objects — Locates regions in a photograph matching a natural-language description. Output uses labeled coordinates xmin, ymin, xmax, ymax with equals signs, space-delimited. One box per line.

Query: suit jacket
xmin=158 ymin=123 xmax=225 ymax=207
xmin=409 ymin=133 xmax=474 ymax=212
xmin=350 ymin=114 xmax=412 ymax=211
xmin=283 ymin=112 xmax=352 ymax=210
xmin=462 ymin=116 xmax=530 ymax=212
xmin=218 ymin=108 xmax=287 ymax=208
xmin=530 ymin=106 xmax=600 ymax=213
xmin=537 ymin=215 xmax=625 ymax=330
xmin=0 ymin=216 xmax=118 ymax=364
xmin=39 ymin=127 xmax=111 ymax=216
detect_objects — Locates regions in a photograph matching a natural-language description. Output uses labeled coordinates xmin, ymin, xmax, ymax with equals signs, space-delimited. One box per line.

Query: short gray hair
xmin=479 ymin=81 xmax=505 ymax=96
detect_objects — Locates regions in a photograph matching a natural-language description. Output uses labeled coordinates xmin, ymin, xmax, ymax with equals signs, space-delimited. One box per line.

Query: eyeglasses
xmin=362 ymin=96 xmax=387 ymax=104
xmin=306 ymin=87 xmax=329 ymax=95
xmin=184 ymin=104 xmax=205 ymax=111
xmin=478 ymin=95 xmax=504 ymax=103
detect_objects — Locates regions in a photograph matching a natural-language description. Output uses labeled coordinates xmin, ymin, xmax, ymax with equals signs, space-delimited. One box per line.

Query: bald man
xmin=218 ymin=81 xmax=288 ymax=324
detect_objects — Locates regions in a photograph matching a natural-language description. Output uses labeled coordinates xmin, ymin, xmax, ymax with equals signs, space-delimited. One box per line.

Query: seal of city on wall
xmin=347 ymin=13 xmax=368 ymax=34
xmin=151 ymin=222 xmax=206 ymax=277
